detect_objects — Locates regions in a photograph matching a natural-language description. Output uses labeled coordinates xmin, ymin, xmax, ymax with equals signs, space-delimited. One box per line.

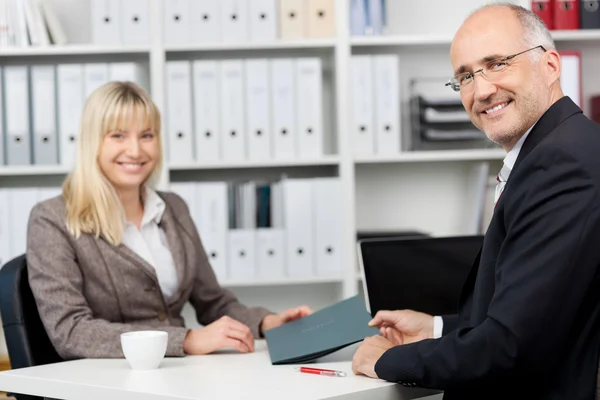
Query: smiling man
xmin=351 ymin=3 xmax=600 ymax=400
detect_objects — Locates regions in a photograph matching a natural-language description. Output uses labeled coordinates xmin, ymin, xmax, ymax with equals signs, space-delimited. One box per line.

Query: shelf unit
xmin=2 ymin=0 xmax=600 ymax=310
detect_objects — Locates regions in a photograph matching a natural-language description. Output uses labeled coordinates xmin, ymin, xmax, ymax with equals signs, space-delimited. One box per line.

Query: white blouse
xmin=121 ymin=188 xmax=178 ymax=300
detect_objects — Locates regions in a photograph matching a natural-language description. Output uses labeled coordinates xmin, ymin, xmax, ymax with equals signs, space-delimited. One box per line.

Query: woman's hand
xmin=260 ymin=305 xmax=314 ymax=333
xmin=183 ymin=315 xmax=255 ymax=355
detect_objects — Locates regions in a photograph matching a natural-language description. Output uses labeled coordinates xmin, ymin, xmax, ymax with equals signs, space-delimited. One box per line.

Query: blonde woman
xmin=26 ymin=82 xmax=312 ymax=359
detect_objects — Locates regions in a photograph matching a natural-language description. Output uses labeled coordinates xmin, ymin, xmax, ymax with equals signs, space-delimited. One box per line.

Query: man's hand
xmin=369 ymin=310 xmax=434 ymax=345
xmin=352 ymin=335 xmax=394 ymax=378
xmin=183 ymin=316 xmax=255 ymax=355
xmin=260 ymin=305 xmax=313 ymax=333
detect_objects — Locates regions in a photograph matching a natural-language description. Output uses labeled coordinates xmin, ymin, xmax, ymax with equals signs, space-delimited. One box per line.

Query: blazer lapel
xmin=158 ymin=201 xmax=187 ymax=292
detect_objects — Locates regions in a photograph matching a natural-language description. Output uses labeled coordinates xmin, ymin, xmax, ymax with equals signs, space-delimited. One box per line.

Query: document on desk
xmin=264 ymin=295 xmax=379 ymax=365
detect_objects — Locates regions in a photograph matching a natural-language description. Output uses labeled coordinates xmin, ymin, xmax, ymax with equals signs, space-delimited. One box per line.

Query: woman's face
xmin=98 ymin=114 xmax=159 ymax=195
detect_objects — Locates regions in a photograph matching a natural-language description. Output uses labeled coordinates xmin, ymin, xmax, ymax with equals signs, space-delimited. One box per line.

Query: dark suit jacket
xmin=26 ymin=191 xmax=272 ymax=360
xmin=375 ymin=97 xmax=600 ymax=400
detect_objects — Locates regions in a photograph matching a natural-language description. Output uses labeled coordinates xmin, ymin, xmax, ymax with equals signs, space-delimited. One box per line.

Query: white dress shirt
xmin=121 ymin=187 xmax=179 ymax=300
xmin=432 ymin=123 xmax=536 ymax=338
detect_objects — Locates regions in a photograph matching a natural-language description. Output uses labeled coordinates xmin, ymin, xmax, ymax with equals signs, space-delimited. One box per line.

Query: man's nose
xmin=473 ymin=73 xmax=498 ymax=103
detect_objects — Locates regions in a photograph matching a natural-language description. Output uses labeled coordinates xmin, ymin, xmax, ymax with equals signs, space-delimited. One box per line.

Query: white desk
xmin=0 ymin=341 xmax=441 ymax=400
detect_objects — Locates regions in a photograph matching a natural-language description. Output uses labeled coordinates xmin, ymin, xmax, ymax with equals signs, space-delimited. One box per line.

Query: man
xmin=352 ymin=3 xmax=600 ymax=400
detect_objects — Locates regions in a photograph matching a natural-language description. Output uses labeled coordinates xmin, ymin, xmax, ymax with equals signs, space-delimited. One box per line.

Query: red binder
xmin=553 ymin=0 xmax=580 ymax=29
xmin=532 ymin=0 xmax=554 ymax=29
xmin=591 ymin=96 xmax=600 ymax=124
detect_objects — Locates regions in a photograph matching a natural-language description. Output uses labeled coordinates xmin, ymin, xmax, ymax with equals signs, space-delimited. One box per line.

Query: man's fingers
xmin=369 ymin=310 xmax=396 ymax=327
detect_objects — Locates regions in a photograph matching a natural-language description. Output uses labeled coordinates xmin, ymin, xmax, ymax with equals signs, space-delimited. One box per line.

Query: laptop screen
xmin=358 ymin=235 xmax=483 ymax=316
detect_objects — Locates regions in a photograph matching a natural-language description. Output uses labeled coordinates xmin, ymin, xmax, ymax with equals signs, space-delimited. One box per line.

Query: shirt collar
xmin=124 ymin=187 xmax=165 ymax=228
xmin=142 ymin=187 xmax=166 ymax=226
xmin=503 ymin=122 xmax=537 ymax=171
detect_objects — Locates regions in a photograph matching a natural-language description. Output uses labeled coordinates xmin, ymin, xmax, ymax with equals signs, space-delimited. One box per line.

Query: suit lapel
xmin=492 ymin=97 xmax=582 ymax=215
xmin=511 ymin=96 xmax=582 ymax=175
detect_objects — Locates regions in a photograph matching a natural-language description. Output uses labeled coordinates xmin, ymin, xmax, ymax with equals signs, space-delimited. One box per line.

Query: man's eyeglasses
xmin=445 ymin=45 xmax=546 ymax=92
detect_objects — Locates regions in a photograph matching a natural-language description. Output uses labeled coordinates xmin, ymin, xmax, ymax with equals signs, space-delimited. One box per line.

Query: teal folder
xmin=264 ymin=295 xmax=380 ymax=365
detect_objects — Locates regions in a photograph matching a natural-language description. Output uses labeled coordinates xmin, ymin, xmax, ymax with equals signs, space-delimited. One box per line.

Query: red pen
xmin=296 ymin=367 xmax=347 ymax=377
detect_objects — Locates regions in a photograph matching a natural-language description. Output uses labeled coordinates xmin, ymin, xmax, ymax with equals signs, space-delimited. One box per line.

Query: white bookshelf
xmin=0 ymin=45 xmax=150 ymax=57
xmin=168 ymin=156 xmax=341 ymax=171
xmin=0 ymin=166 xmax=71 ymax=176
xmin=165 ymin=39 xmax=337 ymax=53
xmin=354 ymin=149 xmax=505 ymax=164
xmin=2 ymin=0 xmax=600 ymax=314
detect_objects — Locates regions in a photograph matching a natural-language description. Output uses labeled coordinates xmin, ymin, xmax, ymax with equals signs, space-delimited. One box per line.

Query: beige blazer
xmin=26 ymin=191 xmax=272 ymax=360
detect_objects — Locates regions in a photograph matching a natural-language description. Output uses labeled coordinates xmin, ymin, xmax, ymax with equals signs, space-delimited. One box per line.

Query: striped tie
xmin=494 ymin=164 xmax=511 ymax=205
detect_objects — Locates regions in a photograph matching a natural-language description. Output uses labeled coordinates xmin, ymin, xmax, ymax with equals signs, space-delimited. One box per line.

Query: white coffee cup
xmin=120 ymin=330 xmax=168 ymax=370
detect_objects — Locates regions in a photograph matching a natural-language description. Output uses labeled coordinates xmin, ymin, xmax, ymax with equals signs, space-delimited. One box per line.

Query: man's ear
xmin=543 ymin=49 xmax=562 ymax=86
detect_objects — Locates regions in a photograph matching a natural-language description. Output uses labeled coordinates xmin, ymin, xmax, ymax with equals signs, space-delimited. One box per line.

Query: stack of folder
xmin=170 ymin=177 xmax=343 ymax=283
xmin=166 ymin=57 xmax=327 ymax=164
xmin=0 ymin=187 xmax=62 ymax=269
xmin=532 ymin=0 xmax=600 ymax=30
xmin=350 ymin=54 xmax=400 ymax=155
xmin=163 ymin=0 xmax=335 ymax=45
xmin=0 ymin=63 xmax=148 ymax=167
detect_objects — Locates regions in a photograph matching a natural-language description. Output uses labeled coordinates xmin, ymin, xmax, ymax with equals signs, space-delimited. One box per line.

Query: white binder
xmin=249 ymin=0 xmax=277 ymax=42
xmin=283 ymin=179 xmax=315 ymax=277
xmin=190 ymin=0 xmax=220 ymax=43
xmin=166 ymin=61 xmax=194 ymax=165
xmin=307 ymin=0 xmax=335 ymax=38
xmin=90 ymin=0 xmax=121 ymax=45
xmin=245 ymin=59 xmax=271 ymax=160
xmin=120 ymin=0 xmax=149 ymax=45
xmin=256 ymin=228 xmax=285 ymax=279
xmin=270 ymin=59 xmax=297 ymax=159
xmin=295 ymin=58 xmax=323 ymax=157
xmin=0 ymin=68 xmax=3 ymax=165
xmin=57 ymin=64 xmax=84 ymax=168
xmin=193 ymin=60 xmax=220 ymax=162
xmin=350 ymin=56 xmax=375 ymax=155
xmin=0 ymin=190 xmax=10 ymax=267
xmin=278 ymin=0 xmax=307 ymax=40
xmin=228 ymin=229 xmax=257 ymax=281
xmin=108 ymin=62 xmax=148 ymax=90
xmin=31 ymin=65 xmax=58 ymax=165
xmin=374 ymin=55 xmax=401 ymax=154
xmin=164 ymin=0 xmax=191 ymax=46
xmin=220 ymin=0 xmax=249 ymax=43
xmin=219 ymin=60 xmax=246 ymax=161
xmin=7 ymin=188 xmax=39 ymax=258
xmin=312 ymin=178 xmax=343 ymax=276
xmin=84 ymin=63 xmax=109 ymax=98
xmin=197 ymin=182 xmax=229 ymax=281
xmin=168 ymin=182 xmax=199 ymax=228
xmin=4 ymin=66 xmax=31 ymax=165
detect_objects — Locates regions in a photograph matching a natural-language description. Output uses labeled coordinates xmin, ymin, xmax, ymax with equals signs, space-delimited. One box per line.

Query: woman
xmin=26 ymin=81 xmax=312 ymax=359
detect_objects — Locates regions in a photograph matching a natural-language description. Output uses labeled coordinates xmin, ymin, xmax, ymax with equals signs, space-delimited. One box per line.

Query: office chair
xmin=0 ymin=254 xmax=62 ymax=400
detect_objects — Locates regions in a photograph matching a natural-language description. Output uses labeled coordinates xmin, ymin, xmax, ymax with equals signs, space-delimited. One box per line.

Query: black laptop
xmin=357 ymin=235 xmax=483 ymax=316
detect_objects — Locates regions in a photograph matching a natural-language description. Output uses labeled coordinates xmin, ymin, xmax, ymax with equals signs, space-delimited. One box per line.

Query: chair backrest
xmin=0 ymin=254 xmax=62 ymax=370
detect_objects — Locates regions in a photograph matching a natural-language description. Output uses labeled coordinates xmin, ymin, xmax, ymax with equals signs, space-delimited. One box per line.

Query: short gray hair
xmin=472 ymin=2 xmax=556 ymax=60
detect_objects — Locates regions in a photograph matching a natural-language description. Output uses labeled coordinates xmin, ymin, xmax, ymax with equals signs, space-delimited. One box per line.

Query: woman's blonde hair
xmin=62 ymin=81 xmax=162 ymax=246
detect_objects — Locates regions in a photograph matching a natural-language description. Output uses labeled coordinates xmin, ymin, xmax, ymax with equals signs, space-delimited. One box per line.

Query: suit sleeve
xmin=171 ymin=194 xmax=273 ymax=338
xmin=374 ymin=145 xmax=600 ymax=389
xmin=441 ymin=315 xmax=459 ymax=336
xmin=27 ymin=204 xmax=189 ymax=360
